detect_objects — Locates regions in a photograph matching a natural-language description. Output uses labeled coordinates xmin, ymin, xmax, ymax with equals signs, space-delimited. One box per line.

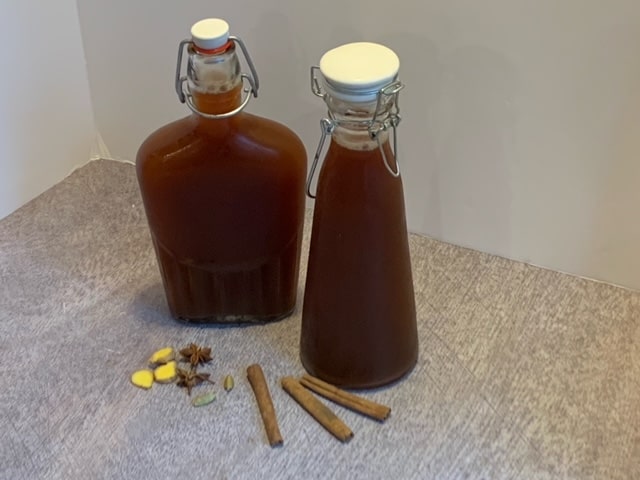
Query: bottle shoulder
xmin=235 ymin=112 xmax=306 ymax=153
xmin=136 ymin=115 xmax=199 ymax=164
xmin=138 ymin=111 xmax=304 ymax=142
xmin=137 ymin=112 xmax=306 ymax=169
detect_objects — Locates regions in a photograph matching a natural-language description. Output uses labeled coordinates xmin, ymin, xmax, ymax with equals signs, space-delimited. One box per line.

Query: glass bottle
xmin=136 ymin=19 xmax=307 ymax=323
xmin=300 ymin=42 xmax=418 ymax=388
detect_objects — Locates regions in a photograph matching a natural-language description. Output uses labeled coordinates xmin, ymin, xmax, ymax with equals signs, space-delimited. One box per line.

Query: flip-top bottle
xmin=136 ymin=19 xmax=307 ymax=323
xmin=300 ymin=42 xmax=418 ymax=388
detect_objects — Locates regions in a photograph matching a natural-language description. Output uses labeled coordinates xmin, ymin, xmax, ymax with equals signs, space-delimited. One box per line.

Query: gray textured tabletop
xmin=1 ymin=159 xmax=638 ymax=480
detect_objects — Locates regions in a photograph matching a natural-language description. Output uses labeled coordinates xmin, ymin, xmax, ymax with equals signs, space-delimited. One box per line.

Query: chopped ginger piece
xmin=148 ymin=347 xmax=175 ymax=365
xmin=154 ymin=361 xmax=177 ymax=383
xmin=131 ymin=369 xmax=154 ymax=389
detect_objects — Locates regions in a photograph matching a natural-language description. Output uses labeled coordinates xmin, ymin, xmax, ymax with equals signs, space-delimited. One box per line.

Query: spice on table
xmin=148 ymin=347 xmax=175 ymax=365
xmin=180 ymin=343 xmax=212 ymax=368
xmin=153 ymin=360 xmax=177 ymax=383
xmin=131 ymin=369 xmax=155 ymax=389
xmin=191 ymin=391 xmax=217 ymax=407
xmin=300 ymin=374 xmax=391 ymax=422
xmin=281 ymin=376 xmax=353 ymax=443
xmin=176 ymin=367 xmax=215 ymax=396
xmin=247 ymin=364 xmax=283 ymax=447
xmin=224 ymin=375 xmax=235 ymax=392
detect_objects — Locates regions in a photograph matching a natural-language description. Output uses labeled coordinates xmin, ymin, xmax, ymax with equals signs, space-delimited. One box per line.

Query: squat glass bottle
xmin=300 ymin=42 xmax=419 ymax=388
xmin=136 ymin=19 xmax=307 ymax=323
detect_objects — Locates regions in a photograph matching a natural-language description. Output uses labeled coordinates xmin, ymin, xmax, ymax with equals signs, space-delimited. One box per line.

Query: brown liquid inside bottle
xmin=137 ymin=84 xmax=307 ymax=323
xmin=301 ymin=138 xmax=418 ymax=388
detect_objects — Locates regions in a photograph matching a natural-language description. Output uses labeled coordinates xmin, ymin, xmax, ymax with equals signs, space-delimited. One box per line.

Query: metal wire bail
xmin=369 ymin=81 xmax=404 ymax=177
xmin=306 ymin=117 xmax=335 ymax=199
xmin=308 ymin=66 xmax=405 ymax=187
xmin=310 ymin=66 xmax=326 ymax=99
xmin=174 ymin=36 xmax=259 ymax=119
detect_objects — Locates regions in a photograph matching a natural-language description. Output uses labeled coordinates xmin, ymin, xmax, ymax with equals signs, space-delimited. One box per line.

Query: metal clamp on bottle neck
xmin=306 ymin=67 xmax=404 ymax=198
xmin=174 ymin=36 xmax=260 ymax=119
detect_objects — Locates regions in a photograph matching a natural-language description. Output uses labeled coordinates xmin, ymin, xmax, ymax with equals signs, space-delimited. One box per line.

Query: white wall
xmin=75 ymin=0 xmax=640 ymax=290
xmin=0 ymin=0 xmax=95 ymax=220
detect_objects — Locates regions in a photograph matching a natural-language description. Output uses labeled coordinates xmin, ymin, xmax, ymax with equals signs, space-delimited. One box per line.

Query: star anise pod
xmin=176 ymin=367 xmax=214 ymax=396
xmin=179 ymin=343 xmax=212 ymax=368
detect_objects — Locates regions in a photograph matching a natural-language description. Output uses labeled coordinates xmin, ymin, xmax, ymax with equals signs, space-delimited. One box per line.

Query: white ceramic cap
xmin=190 ymin=18 xmax=230 ymax=50
xmin=319 ymin=42 xmax=400 ymax=102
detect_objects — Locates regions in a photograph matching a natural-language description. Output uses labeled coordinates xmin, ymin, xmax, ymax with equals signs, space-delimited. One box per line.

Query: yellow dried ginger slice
xmin=131 ymin=369 xmax=154 ymax=389
xmin=148 ymin=347 xmax=175 ymax=365
xmin=154 ymin=361 xmax=177 ymax=383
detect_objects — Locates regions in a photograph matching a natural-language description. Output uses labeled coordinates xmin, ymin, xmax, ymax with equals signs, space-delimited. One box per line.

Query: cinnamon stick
xmin=247 ymin=364 xmax=283 ymax=447
xmin=281 ymin=376 xmax=353 ymax=443
xmin=300 ymin=374 xmax=391 ymax=422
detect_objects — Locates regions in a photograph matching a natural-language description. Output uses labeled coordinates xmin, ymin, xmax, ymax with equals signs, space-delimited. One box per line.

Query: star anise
xmin=176 ymin=367 xmax=214 ymax=396
xmin=179 ymin=343 xmax=212 ymax=368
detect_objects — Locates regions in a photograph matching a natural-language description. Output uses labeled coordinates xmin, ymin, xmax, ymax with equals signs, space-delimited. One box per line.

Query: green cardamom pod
xmin=191 ymin=391 xmax=216 ymax=407
xmin=223 ymin=375 xmax=235 ymax=392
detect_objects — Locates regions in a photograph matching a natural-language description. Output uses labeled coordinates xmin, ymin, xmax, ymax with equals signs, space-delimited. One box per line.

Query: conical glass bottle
xmin=136 ymin=19 xmax=307 ymax=323
xmin=300 ymin=42 xmax=418 ymax=388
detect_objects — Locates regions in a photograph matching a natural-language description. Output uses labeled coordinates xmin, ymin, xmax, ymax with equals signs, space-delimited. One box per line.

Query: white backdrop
xmin=0 ymin=0 xmax=95 ymax=220
xmin=5 ymin=0 xmax=640 ymax=290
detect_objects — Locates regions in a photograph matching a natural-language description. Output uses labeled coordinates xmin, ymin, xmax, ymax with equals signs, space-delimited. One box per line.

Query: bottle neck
xmin=325 ymin=94 xmax=394 ymax=151
xmin=187 ymin=44 xmax=242 ymax=116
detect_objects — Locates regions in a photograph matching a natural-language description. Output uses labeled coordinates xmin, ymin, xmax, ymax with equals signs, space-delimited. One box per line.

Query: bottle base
xmin=172 ymin=306 xmax=296 ymax=326
xmin=300 ymin=354 xmax=418 ymax=390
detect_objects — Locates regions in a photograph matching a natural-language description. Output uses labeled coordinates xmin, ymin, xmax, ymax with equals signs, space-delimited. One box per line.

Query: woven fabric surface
xmin=1 ymin=159 xmax=638 ymax=480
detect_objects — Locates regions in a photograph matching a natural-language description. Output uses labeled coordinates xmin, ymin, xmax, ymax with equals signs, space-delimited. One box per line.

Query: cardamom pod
xmin=192 ymin=391 xmax=216 ymax=407
xmin=223 ymin=374 xmax=235 ymax=392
